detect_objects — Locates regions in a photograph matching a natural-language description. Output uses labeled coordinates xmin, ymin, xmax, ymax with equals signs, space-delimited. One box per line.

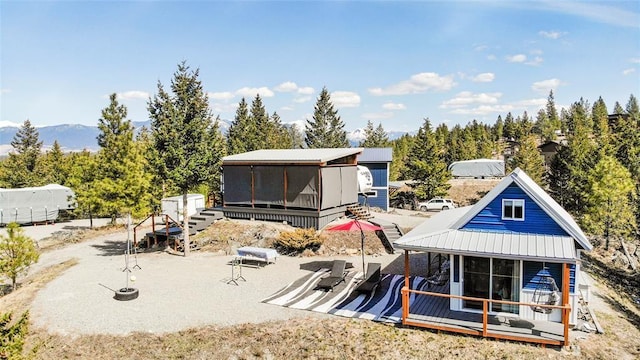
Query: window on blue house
xmin=502 ymin=199 xmax=524 ymax=220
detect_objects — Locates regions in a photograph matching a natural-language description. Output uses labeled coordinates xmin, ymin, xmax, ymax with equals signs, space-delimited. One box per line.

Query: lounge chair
xmin=317 ymin=260 xmax=348 ymax=291
xmin=355 ymin=263 xmax=382 ymax=294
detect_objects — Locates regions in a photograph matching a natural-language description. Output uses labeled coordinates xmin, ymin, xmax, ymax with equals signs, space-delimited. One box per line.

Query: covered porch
xmin=399 ymin=250 xmax=572 ymax=347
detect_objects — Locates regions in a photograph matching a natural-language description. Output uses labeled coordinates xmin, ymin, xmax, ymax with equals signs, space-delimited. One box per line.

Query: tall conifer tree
xmin=305 ymin=87 xmax=348 ymax=148
xmin=148 ymin=62 xmax=221 ymax=256
xmin=406 ymin=118 xmax=451 ymax=199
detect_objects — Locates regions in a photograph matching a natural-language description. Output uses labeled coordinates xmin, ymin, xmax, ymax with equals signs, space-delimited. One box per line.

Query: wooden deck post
xmin=402 ymin=250 xmax=410 ymax=321
xmin=562 ymin=262 xmax=571 ymax=347
xmin=482 ymin=300 xmax=488 ymax=337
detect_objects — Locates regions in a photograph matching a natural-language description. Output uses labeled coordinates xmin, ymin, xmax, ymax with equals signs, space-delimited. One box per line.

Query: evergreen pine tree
xmin=248 ymin=94 xmax=269 ymax=150
xmin=406 ymin=118 xmax=451 ymax=199
xmin=0 ymin=120 xmax=43 ymax=187
xmin=305 ymin=87 xmax=348 ymax=148
xmin=93 ymin=93 xmax=153 ymax=222
xmin=509 ymin=134 xmax=545 ymax=185
xmin=503 ymin=112 xmax=516 ymax=140
xmin=360 ymin=120 xmax=389 ymax=147
xmin=227 ymin=98 xmax=250 ymax=154
xmin=546 ymin=90 xmax=561 ymax=136
xmin=390 ymin=134 xmax=413 ymax=181
xmin=148 ymin=61 xmax=220 ymax=256
xmin=592 ymin=96 xmax=613 ymax=159
xmin=582 ymin=156 xmax=637 ymax=249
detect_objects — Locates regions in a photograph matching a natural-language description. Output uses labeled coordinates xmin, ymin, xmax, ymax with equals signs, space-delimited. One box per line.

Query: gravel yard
xmin=24 ymin=210 xmax=429 ymax=335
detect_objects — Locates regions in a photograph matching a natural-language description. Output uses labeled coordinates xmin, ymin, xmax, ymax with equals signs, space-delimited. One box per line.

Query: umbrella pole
xmin=355 ymin=219 xmax=365 ymax=281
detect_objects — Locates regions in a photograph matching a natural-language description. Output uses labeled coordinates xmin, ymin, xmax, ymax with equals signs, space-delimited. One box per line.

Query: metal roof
xmin=394 ymin=229 xmax=578 ymax=263
xmin=358 ymin=148 xmax=393 ymax=163
xmin=223 ymin=148 xmax=364 ymax=165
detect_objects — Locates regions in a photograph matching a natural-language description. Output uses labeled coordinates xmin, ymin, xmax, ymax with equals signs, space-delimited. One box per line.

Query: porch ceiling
xmin=394 ymin=229 xmax=577 ymax=263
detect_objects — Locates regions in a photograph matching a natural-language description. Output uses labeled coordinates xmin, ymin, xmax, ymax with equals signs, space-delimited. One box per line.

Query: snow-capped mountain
xmin=0 ymin=120 xmax=410 ymax=156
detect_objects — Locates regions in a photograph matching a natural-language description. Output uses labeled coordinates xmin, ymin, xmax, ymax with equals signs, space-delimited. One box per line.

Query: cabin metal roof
xmin=358 ymin=148 xmax=393 ymax=163
xmin=223 ymin=148 xmax=364 ymax=165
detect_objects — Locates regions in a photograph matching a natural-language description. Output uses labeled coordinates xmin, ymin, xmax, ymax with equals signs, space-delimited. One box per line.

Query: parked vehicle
xmin=418 ymin=198 xmax=456 ymax=211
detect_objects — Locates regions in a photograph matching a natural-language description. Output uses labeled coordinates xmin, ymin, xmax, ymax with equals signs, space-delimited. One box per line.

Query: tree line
xmin=0 ymin=61 xmax=637 ymax=245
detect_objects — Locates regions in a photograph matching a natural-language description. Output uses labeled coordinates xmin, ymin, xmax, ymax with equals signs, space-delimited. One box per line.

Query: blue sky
xmin=1 ymin=1 xmax=639 ymax=133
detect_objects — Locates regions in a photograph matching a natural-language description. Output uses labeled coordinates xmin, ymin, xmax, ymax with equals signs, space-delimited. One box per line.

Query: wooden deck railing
xmin=401 ymin=287 xmax=571 ymax=346
xmin=132 ymin=213 xmax=183 ymax=249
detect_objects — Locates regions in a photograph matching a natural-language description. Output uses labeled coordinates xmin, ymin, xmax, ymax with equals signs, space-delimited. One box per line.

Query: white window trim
xmin=502 ymin=199 xmax=525 ymax=221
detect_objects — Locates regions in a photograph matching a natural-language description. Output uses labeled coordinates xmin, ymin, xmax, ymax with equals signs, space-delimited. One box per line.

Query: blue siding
xmin=358 ymin=162 xmax=389 ymax=211
xmin=362 ymin=163 xmax=388 ymax=187
xmin=523 ymin=261 xmax=575 ymax=293
xmin=462 ymin=184 xmax=568 ymax=236
xmin=359 ymin=189 xmax=388 ymax=211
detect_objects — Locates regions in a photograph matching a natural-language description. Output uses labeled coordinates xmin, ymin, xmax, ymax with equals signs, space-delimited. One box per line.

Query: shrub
xmin=273 ymin=228 xmax=323 ymax=255
xmin=0 ymin=311 xmax=29 ymax=360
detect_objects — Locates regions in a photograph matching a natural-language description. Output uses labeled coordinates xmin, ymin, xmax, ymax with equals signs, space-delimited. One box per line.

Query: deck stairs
xmin=188 ymin=208 xmax=224 ymax=232
xmin=346 ymin=204 xmax=398 ymax=254
xmin=346 ymin=204 xmax=373 ymax=220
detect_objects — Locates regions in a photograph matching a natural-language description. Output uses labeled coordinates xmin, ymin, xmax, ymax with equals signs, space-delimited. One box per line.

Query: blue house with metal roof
xmin=357 ymin=148 xmax=393 ymax=211
xmin=394 ymin=168 xmax=592 ymax=346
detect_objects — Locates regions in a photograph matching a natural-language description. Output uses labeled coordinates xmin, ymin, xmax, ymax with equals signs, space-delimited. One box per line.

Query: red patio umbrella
xmin=326 ymin=219 xmax=383 ymax=278
xmin=326 ymin=220 xmax=383 ymax=232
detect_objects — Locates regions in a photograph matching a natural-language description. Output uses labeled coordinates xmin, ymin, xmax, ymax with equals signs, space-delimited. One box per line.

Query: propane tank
xmin=357 ymin=165 xmax=373 ymax=194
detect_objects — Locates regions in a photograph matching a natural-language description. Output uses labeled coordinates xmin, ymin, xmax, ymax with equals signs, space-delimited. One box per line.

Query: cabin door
xmin=462 ymin=256 xmax=490 ymax=310
xmin=463 ymin=257 xmax=520 ymax=314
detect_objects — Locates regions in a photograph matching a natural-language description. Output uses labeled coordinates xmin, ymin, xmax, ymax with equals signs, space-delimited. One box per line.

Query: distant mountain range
xmin=0 ymin=120 xmax=411 ymax=155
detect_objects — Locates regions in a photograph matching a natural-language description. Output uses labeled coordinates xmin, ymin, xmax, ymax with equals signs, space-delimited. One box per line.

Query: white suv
xmin=418 ymin=198 xmax=456 ymax=211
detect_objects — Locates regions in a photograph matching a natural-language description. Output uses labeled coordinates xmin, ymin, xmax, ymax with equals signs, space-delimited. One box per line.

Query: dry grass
xmin=27 ymin=318 xmax=568 ymax=360
xmin=448 ymin=179 xmax=501 ymax=207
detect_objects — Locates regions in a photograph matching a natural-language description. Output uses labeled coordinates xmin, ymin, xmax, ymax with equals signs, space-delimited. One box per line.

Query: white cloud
xmin=382 ymin=102 xmax=406 ymax=110
xmin=211 ymin=102 xmax=238 ymax=113
xmin=525 ymin=56 xmax=544 ymax=66
xmin=474 ymin=45 xmax=488 ymax=51
xmin=487 ymin=54 xmax=497 ymax=61
xmin=208 ymin=91 xmax=234 ymax=100
xmin=471 ymin=73 xmax=495 ymax=82
xmin=450 ymin=104 xmax=514 ymax=115
xmin=235 ymin=87 xmax=275 ymax=98
xmin=539 ymin=30 xmax=566 ymax=39
xmin=631 ymin=58 xmax=640 ymax=64
xmin=0 ymin=120 xmax=22 ymax=127
xmin=280 ymin=105 xmax=294 ymax=111
xmin=0 ymin=88 xmax=10 ymax=94
xmin=297 ymin=86 xmax=315 ymax=95
xmin=440 ymin=91 xmax=502 ymax=109
xmin=623 ymin=68 xmax=636 ymax=75
xmin=274 ymin=81 xmax=298 ymax=92
xmin=331 ymin=91 xmax=361 ymax=108
xmin=514 ymin=98 xmax=547 ymax=107
xmin=293 ymin=96 xmax=312 ymax=104
xmin=361 ymin=112 xmax=394 ymax=120
xmin=117 ymin=90 xmax=149 ymax=100
xmin=531 ymin=78 xmax=563 ymax=93
xmin=368 ymin=72 xmax=456 ymax=96
xmin=285 ymin=120 xmax=306 ymax=132
xmin=506 ymin=54 xmax=527 ymax=63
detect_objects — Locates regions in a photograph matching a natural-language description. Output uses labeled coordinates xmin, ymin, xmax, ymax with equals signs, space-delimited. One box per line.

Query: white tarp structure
xmin=0 ymin=184 xmax=75 ymax=225
xmin=448 ymin=159 xmax=505 ymax=178
xmin=161 ymin=194 xmax=205 ymax=221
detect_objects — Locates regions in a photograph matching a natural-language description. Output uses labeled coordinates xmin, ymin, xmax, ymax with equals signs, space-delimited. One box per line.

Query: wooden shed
xmin=221 ymin=148 xmax=363 ymax=229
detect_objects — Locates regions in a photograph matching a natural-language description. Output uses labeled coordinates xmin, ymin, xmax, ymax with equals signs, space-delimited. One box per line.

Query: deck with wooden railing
xmin=400 ymin=251 xmax=572 ymax=347
xmin=401 ymin=287 xmax=568 ymax=346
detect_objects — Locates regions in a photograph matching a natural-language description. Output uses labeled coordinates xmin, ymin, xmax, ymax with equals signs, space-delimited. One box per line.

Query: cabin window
xmin=502 ymin=199 xmax=524 ymax=220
